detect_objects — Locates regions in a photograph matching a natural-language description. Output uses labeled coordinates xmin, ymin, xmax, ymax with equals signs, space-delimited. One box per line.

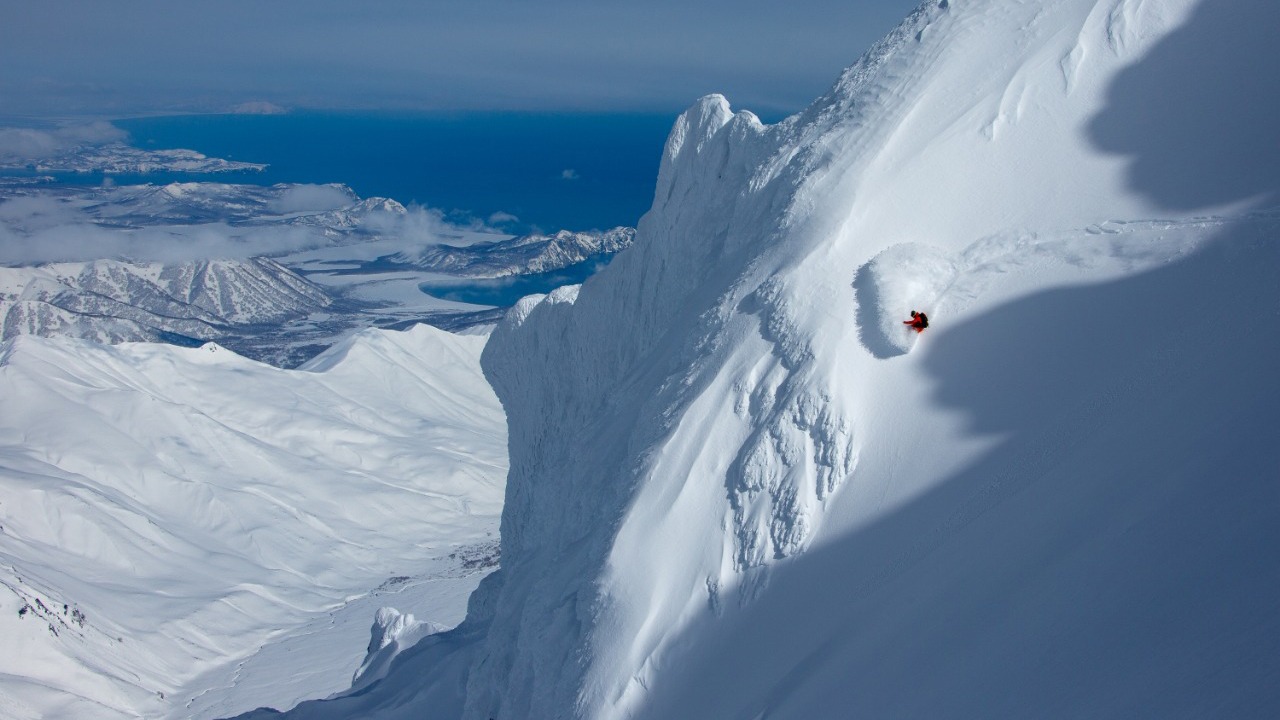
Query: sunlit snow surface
xmin=0 ymin=324 xmax=506 ymax=719
xmin=250 ymin=0 xmax=1280 ymax=718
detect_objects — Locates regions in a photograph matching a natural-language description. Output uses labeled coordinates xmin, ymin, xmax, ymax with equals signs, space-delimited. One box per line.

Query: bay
xmin=111 ymin=111 xmax=679 ymax=233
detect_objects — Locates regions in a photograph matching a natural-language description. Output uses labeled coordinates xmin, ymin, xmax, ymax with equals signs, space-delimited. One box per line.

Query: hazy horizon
xmin=1 ymin=0 xmax=920 ymax=119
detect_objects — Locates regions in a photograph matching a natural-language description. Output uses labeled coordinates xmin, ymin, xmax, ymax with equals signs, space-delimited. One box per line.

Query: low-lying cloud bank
xmin=0 ymin=182 xmax=485 ymax=265
xmin=0 ymin=122 xmax=128 ymax=163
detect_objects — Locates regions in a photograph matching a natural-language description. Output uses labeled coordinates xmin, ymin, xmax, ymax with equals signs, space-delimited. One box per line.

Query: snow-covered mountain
xmin=1 ymin=257 xmax=331 ymax=345
xmin=0 ymin=324 xmax=506 ymax=719
xmin=402 ymin=227 xmax=636 ymax=278
xmin=249 ymin=1 xmax=1280 ymax=718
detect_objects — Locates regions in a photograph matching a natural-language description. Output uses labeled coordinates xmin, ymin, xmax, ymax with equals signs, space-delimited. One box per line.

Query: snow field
xmin=0 ymin=323 xmax=506 ymax=718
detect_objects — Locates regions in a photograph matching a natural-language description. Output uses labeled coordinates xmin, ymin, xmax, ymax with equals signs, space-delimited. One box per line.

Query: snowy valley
xmin=0 ymin=325 xmax=506 ymax=719
xmin=4 ymin=0 xmax=1280 ymax=718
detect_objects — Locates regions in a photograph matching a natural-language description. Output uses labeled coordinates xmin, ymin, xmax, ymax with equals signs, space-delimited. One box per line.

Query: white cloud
xmin=267 ymin=184 xmax=356 ymax=214
xmin=230 ymin=101 xmax=288 ymax=115
xmin=0 ymin=183 xmax=511 ymax=266
xmin=0 ymin=123 xmax=127 ymax=163
xmin=0 ymin=199 xmax=328 ymax=265
xmin=487 ymin=211 xmax=520 ymax=226
xmin=561 ymin=169 xmax=580 ymax=180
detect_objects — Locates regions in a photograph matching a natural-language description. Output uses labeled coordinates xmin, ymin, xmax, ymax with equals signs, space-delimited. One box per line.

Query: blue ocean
xmin=3 ymin=111 xmax=697 ymax=308
xmin=109 ymin=111 xmax=681 ymax=233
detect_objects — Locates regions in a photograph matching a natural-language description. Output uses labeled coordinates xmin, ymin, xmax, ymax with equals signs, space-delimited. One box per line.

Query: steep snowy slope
xmin=0 ymin=324 xmax=506 ymax=719
xmin=246 ymin=1 xmax=1279 ymax=718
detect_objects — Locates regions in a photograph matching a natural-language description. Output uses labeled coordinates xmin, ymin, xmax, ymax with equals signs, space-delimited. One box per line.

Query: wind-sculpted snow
xmin=350 ymin=608 xmax=446 ymax=694
xmin=0 ymin=324 xmax=506 ymax=719
xmin=241 ymin=1 xmax=1280 ymax=718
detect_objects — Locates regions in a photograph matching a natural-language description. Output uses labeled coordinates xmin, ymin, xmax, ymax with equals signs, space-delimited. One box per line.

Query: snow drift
xmin=246 ymin=0 xmax=1280 ymax=718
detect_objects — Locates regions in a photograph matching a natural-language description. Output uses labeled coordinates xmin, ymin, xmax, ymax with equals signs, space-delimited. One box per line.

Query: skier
xmin=903 ymin=310 xmax=929 ymax=333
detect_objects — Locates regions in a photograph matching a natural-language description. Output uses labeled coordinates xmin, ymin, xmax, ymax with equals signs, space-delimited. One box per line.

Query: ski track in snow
xmin=852 ymin=213 xmax=1226 ymax=358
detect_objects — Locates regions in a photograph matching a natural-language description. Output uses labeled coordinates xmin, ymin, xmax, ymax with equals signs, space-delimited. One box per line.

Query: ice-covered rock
xmin=351 ymin=608 xmax=444 ymax=693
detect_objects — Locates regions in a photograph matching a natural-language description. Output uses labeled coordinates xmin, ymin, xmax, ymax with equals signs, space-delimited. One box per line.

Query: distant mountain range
xmin=0 ymin=181 xmax=634 ymax=365
xmin=0 ymin=257 xmax=331 ymax=345
xmin=403 ymin=227 xmax=635 ymax=278
xmin=0 ymin=143 xmax=266 ymax=174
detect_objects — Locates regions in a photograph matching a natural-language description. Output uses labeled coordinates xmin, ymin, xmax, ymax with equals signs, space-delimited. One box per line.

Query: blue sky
xmin=1 ymin=0 xmax=921 ymax=118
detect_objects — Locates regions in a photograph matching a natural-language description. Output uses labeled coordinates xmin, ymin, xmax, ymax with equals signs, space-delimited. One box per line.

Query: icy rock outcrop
xmin=352 ymin=608 xmax=444 ymax=693
xmin=466 ymin=89 xmax=861 ymax=718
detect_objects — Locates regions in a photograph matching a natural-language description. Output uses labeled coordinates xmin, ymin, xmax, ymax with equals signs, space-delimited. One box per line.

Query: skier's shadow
xmin=1085 ymin=0 xmax=1280 ymax=211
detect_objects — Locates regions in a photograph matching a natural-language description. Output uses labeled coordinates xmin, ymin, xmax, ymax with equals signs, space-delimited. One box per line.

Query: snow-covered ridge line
xmin=0 ymin=122 xmax=265 ymax=174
